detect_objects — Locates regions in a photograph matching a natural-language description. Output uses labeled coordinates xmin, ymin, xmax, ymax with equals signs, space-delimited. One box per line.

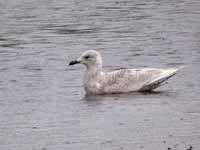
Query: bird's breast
xmin=83 ymin=71 xmax=105 ymax=94
xmin=84 ymin=81 xmax=102 ymax=94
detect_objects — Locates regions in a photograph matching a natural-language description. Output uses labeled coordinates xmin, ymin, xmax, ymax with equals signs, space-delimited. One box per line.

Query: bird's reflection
xmin=81 ymin=90 xmax=166 ymax=102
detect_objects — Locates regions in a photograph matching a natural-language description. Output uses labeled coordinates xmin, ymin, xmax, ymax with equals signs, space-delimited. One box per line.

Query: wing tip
xmin=171 ymin=65 xmax=187 ymax=72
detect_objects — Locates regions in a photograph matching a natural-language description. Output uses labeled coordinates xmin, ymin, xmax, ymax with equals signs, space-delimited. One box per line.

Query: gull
xmin=69 ymin=50 xmax=179 ymax=95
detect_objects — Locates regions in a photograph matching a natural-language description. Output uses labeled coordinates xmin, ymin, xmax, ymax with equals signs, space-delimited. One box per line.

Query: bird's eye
xmin=84 ymin=55 xmax=90 ymax=59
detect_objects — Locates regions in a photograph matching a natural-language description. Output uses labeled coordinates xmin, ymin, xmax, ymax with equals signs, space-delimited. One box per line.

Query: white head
xmin=69 ymin=50 xmax=103 ymax=70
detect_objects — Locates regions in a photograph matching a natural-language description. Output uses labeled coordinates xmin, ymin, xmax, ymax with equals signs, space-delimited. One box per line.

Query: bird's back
xmin=98 ymin=68 xmax=178 ymax=94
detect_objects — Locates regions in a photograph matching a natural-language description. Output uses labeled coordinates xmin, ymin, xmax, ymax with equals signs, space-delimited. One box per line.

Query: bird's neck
xmin=86 ymin=65 xmax=102 ymax=78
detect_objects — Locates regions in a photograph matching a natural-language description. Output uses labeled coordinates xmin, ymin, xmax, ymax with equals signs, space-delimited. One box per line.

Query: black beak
xmin=69 ymin=60 xmax=80 ymax=66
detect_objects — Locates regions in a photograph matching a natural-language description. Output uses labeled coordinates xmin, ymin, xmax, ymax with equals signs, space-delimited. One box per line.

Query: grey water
xmin=0 ymin=0 xmax=200 ymax=149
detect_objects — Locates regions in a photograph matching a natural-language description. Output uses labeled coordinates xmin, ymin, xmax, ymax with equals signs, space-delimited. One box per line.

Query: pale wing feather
xmin=100 ymin=68 xmax=177 ymax=93
xmin=139 ymin=68 xmax=178 ymax=91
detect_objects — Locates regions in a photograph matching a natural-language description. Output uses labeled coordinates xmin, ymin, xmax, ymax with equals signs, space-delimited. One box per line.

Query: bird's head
xmin=69 ymin=50 xmax=102 ymax=70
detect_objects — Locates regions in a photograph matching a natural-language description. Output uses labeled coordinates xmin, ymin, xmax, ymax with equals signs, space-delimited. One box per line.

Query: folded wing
xmin=101 ymin=68 xmax=178 ymax=93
